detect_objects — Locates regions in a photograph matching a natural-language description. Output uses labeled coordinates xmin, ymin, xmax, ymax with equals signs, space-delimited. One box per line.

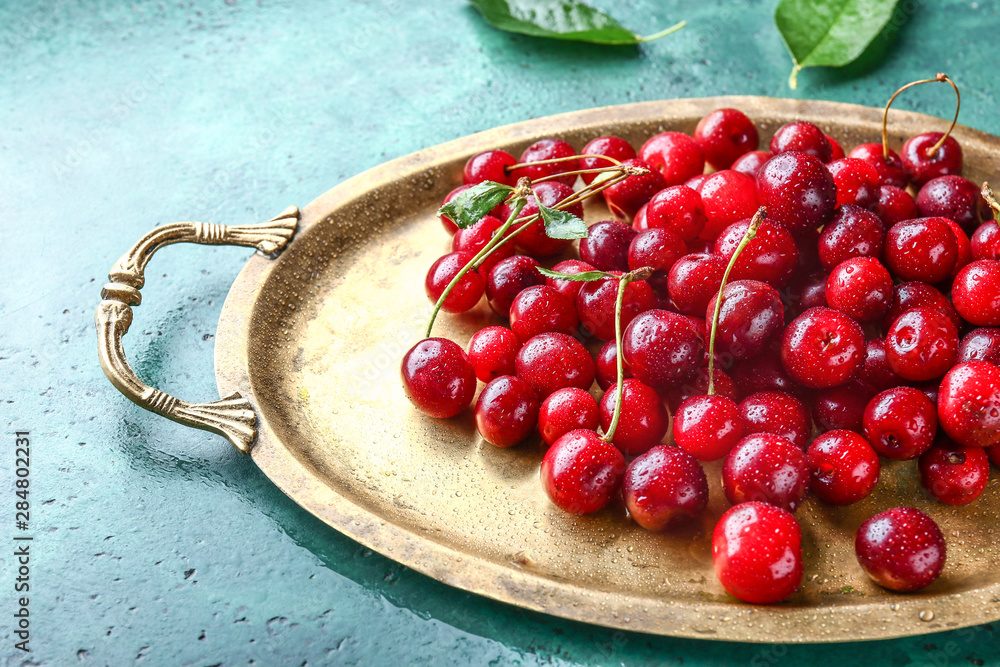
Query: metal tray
xmin=96 ymin=97 xmax=1000 ymax=643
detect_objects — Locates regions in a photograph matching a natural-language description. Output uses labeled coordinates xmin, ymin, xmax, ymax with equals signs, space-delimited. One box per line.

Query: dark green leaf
xmin=538 ymin=203 xmax=589 ymax=240
xmin=537 ymin=267 xmax=614 ymax=282
xmin=774 ymin=0 xmax=900 ymax=88
xmin=468 ymin=0 xmax=685 ymax=46
xmin=437 ymin=181 xmax=514 ymax=229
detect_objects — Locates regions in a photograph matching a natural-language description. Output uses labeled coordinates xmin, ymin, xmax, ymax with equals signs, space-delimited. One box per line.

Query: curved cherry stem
xmin=506 ymin=153 xmax=624 ymax=174
xmin=602 ymin=266 xmax=654 ymax=444
xmin=882 ymin=73 xmax=960 ymax=161
xmin=706 ymin=207 xmax=766 ymax=396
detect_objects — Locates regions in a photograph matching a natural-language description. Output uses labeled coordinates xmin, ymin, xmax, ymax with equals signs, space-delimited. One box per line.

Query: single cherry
xmin=816 ymin=205 xmax=886 ymax=271
xmin=515 ymin=138 xmax=579 ymax=187
xmin=463 ymin=149 xmax=517 ymax=186
xmin=730 ymin=150 xmax=772 ymax=179
xmin=714 ymin=219 xmax=798 ymax=288
xmin=873 ymin=185 xmax=920 ymax=227
xmin=706 ymin=280 xmax=784 ymax=361
xmin=855 ymin=507 xmax=945 ymax=592
xmin=638 ymin=131 xmax=705 ymax=186
xmin=807 ymin=430 xmax=881 ymax=505
xmin=451 ymin=214 xmax=513 ymax=274
xmin=624 ymin=446 xmax=709 ymax=530
xmin=901 ymin=132 xmax=963 ymax=187
xmin=697 ymin=169 xmax=760 ymax=240
xmin=540 ymin=429 xmax=625 ymax=514
xmin=514 ymin=332 xmax=595 ymax=399
xmin=958 ymin=327 xmax=1000 ymax=365
xmin=628 ymin=227 xmax=686 ymax=296
xmin=401 ymin=338 xmax=477 ymax=418
xmin=579 ymin=219 xmax=637 ymax=271
xmin=813 ymin=382 xmax=876 ymax=433
xmin=640 ymin=185 xmax=707 ymax=242
xmin=856 ymin=337 xmax=904 ymax=391
xmin=622 ymin=309 xmax=704 ymax=390
xmin=971 ymin=220 xmax=1000 ymax=261
xmin=756 ymin=152 xmax=837 ymax=237
xmin=576 ymin=273 xmax=656 ymax=341
xmin=545 ymin=259 xmax=596 ymax=304
xmin=485 ymin=255 xmax=544 ymax=317
xmin=827 ymin=158 xmax=881 ymax=208
xmin=425 ymin=251 xmax=484 ymax=313
xmin=951 ymin=259 xmax=1000 ymax=326
xmin=847 ymin=142 xmax=909 ymax=189
xmin=538 ymin=387 xmax=600 ymax=447
xmin=599 ymin=379 xmax=669 ymax=455
xmin=693 ymin=108 xmax=759 ymax=170
xmin=579 ymin=136 xmax=636 ymax=184
xmin=769 ymin=121 xmax=832 ymax=162
xmin=467 ymin=326 xmax=521 ymax=382
xmin=862 ymin=386 xmax=938 ymax=460
xmin=780 ymin=307 xmax=865 ymax=389
xmin=884 ymin=307 xmax=959 ymax=381
xmin=739 ymin=391 xmax=810 ymax=450
xmin=667 ymin=253 xmax=725 ymax=316
xmin=595 ymin=340 xmax=631 ymax=391
xmin=919 ymin=437 xmax=990 ymax=505
xmin=722 ymin=433 xmax=810 ymax=512
xmin=937 ymin=361 xmax=1000 ymax=448
xmin=475 ymin=376 xmax=540 ymax=448
xmin=509 ymin=285 xmax=578 ymax=342
xmin=825 ymin=257 xmax=893 ymax=323
xmin=673 ymin=394 xmax=745 ymax=461
xmin=603 ymin=158 xmax=668 ymax=220
xmin=884 ymin=217 xmax=959 ymax=284
xmin=916 ymin=175 xmax=984 ymax=232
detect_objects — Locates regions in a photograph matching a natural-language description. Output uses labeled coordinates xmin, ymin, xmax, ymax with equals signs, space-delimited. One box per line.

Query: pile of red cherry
xmin=400 ymin=88 xmax=1000 ymax=605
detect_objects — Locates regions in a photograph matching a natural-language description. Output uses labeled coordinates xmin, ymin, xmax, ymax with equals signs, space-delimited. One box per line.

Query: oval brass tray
xmin=98 ymin=97 xmax=1000 ymax=643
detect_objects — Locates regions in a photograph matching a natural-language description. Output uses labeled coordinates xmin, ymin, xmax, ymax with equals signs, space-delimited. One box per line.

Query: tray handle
xmin=95 ymin=206 xmax=300 ymax=454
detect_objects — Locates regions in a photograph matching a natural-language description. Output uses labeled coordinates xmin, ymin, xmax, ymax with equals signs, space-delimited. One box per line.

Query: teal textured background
xmin=2 ymin=0 xmax=999 ymax=663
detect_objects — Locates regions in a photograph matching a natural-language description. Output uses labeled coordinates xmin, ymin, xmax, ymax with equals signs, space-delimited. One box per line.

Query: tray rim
xmin=213 ymin=96 xmax=1000 ymax=644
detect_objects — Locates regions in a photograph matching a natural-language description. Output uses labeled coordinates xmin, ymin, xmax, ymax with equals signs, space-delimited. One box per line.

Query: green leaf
xmin=537 ymin=267 xmax=614 ymax=282
xmin=774 ymin=0 xmax=900 ymax=88
xmin=437 ymin=181 xmax=514 ymax=229
xmin=468 ymin=0 xmax=685 ymax=45
xmin=538 ymin=203 xmax=589 ymax=240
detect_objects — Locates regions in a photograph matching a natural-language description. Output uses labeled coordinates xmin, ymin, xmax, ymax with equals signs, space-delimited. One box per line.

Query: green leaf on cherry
xmin=537 ymin=267 xmax=614 ymax=282
xmin=774 ymin=0 xmax=900 ymax=89
xmin=438 ymin=181 xmax=514 ymax=229
xmin=468 ymin=0 xmax=686 ymax=46
xmin=538 ymin=203 xmax=589 ymax=240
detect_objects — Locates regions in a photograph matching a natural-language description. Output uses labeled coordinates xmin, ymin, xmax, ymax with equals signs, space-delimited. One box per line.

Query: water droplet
xmin=919 ymin=610 xmax=934 ymax=622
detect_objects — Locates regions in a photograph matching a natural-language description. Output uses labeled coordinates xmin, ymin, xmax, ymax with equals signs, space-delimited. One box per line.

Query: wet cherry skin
xmin=545 ymin=259 xmax=596 ymax=304
xmin=624 ymin=445 xmax=709 ymax=531
xmin=640 ymin=185 xmax=707 ymax=242
xmin=693 ymin=107 xmax=759 ymax=170
xmin=900 ymin=132 xmax=963 ymax=187
xmin=884 ymin=307 xmax=959 ymax=382
xmin=944 ymin=218 xmax=973 ymax=278
xmin=847 ymin=142 xmax=909 ymax=189
xmin=827 ymin=157 xmax=880 ymax=208
xmin=731 ymin=150 xmax=772 ymax=178
xmin=576 ymin=273 xmax=656 ymax=341
xmin=467 ymin=326 xmax=521 ymax=382
xmin=712 ymin=501 xmax=803 ymax=604
xmin=503 ymin=181 xmax=581 ymax=258
xmin=731 ymin=348 xmax=802 ymax=400
xmin=595 ymin=340 xmax=631 ymax=391
xmin=884 ymin=217 xmax=959 ymax=284
xmin=958 ymin=327 xmax=1000 ymax=365
xmin=738 ymin=391 xmax=810 ymax=450
xmin=937 ymin=361 xmax=1000 ymax=448
xmin=916 ymin=175 xmax=984 ymax=232
xmin=706 ymin=280 xmax=784 ymax=361
xmin=638 ymin=131 xmax=705 ymax=186
xmin=769 ymin=121 xmax=832 ymax=162
xmin=667 ymin=253 xmax=726 ymax=316
xmin=971 ymin=221 xmax=1000 ymax=261
xmin=452 ymin=214 xmax=513 ymax=274
xmin=662 ymin=366 xmax=737 ymax=413
xmin=599 ymin=379 xmax=669 ymax=455
xmin=816 ymin=205 xmax=885 ymax=271
xmin=579 ymin=219 xmax=637 ymax=271
xmin=884 ymin=281 xmax=962 ymax=332
xmin=780 ymin=307 xmax=865 ymax=389
xmin=401 ymin=338 xmax=477 ymax=418
xmin=463 ymin=149 xmax=517 ymax=186
xmin=475 ymin=376 xmax=540 ymax=448
xmin=622 ymin=309 xmax=705 ymax=391
xmin=951 ymin=260 xmax=1000 ymax=326
xmin=826 ymin=134 xmax=844 ymax=160
xmin=855 ymin=507 xmax=946 ymax=592
xmin=425 ymin=251 xmax=484 ymax=313
xmin=919 ymin=438 xmax=990 ymax=505
xmin=813 ymin=382 xmax=876 ymax=433
xmin=755 ymin=152 xmax=838 ymax=237
xmin=540 ymin=429 xmax=625 ymax=514
xmin=862 ymin=386 xmax=938 ymax=460
xmin=538 ymin=387 xmax=599 ymax=447
xmin=628 ymin=227 xmax=686 ymax=296
xmin=673 ymin=394 xmax=745 ymax=462
xmin=579 ymin=136 xmax=636 ymax=185
xmin=485 ymin=255 xmax=544 ymax=317
xmin=515 ymin=138 xmax=579 ymax=187
xmin=722 ymin=433 xmax=810 ymax=513
xmin=508 ymin=285 xmax=579 ymax=342
xmin=603 ymin=158 xmax=669 ymax=220
xmin=824 ymin=257 xmax=893 ymax=323
xmin=714 ymin=219 xmax=798 ymax=288
xmin=856 ymin=338 xmax=903 ymax=391
xmin=514 ymin=332 xmax=595 ymax=399
xmin=697 ymin=170 xmax=760 ymax=240
xmin=807 ymin=430 xmax=881 ymax=505
xmin=874 ymin=185 xmax=920 ymax=227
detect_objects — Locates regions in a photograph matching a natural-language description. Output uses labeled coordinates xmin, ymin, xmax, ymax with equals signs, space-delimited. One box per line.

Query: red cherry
xmin=693 ymin=108 xmax=759 ymax=170
xmin=622 ymin=309 xmax=704 ymax=390
xmin=739 ymin=391 xmax=810 ymax=449
xmin=485 ymin=255 xmax=544 ymax=317
xmin=817 ymin=205 xmax=886 ymax=271
xmin=638 ymin=131 xmax=705 ymax=186
xmin=697 ymin=170 xmax=760 ymax=240
xmin=863 ymin=386 xmax=937 ymax=460
xmin=475 ymin=376 xmax=540 ymax=448
xmin=959 ymin=328 xmax=1000 ymax=365
xmin=855 ymin=507 xmax=945 ymax=592
xmin=424 ymin=251 xmax=484 ymax=313
xmin=780 ymin=307 xmax=865 ymax=389
xmin=807 ymin=430 xmax=881 ymax=505
xmin=884 ymin=217 xmax=958 ymax=284
xmin=714 ymin=219 xmax=798 ymax=288
xmin=769 ymin=121 xmax=832 ymax=162
xmin=503 ymin=181 xmax=581 ymax=258
xmin=826 ymin=134 xmax=845 ymax=160
xmin=595 ymin=340 xmax=632 ymax=391
xmin=576 ymin=273 xmax=656 ymax=341
xmin=856 ymin=337 xmax=904 ymax=390
xmin=624 ymin=445 xmax=709 ymax=530
xmin=640 ymin=185 xmax=707 ymax=242
xmin=827 ymin=158 xmax=881 ymax=208
xmin=706 ymin=280 xmax=784 ymax=361
xmin=824 ymin=257 xmax=893 ymax=323
xmin=579 ymin=136 xmax=636 ymax=185
xmin=989 ymin=444 xmax=1000 ymax=467
xmin=685 ymin=173 xmax=711 ymax=191
xmin=971 ymin=221 xmax=1000 ymax=261
xmin=628 ymin=227 xmax=686 ymax=296
xmin=467 ymin=326 xmax=521 ymax=383
xmin=712 ymin=502 xmax=802 ymax=604
xmin=756 ymin=152 xmax=837 ymax=237
xmin=952 ymin=260 xmax=1000 ymax=326
xmin=579 ymin=219 xmax=637 ymax=271
xmin=673 ymin=394 xmax=745 ymax=461
xmin=509 ymin=285 xmax=578 ymax=342
xmin=662 ymin=366 xmax=737 ymax=413
xmin=884 ymin=280 xmax=962 ymax=332
xmin=847 ymin=143 xmax=909 ymax=189
xmin=919 ymin=438 xmax=990 ymax=505
xmin=813 ymin=382 xmax=876 ymax=433
xmin=885 ymin=307 xmax=959 ymax=381
xmin=463 ymin=149 xmax=517 ymax=186
xmin=667 ymin=252 xmax=725 ymax=316
xmin=540 ymin=429 xmax=625 ymax=514
xmin=937 ymin=361 xmax=1000 ymax=448
xmin=440 ymin=184 xmax=471 ymax=234
xmin=873 ymin=185 xmax=920 ymax=227
xmin=538 ymin=387 xmax=599 ymax=447
xmin=452 ymin=214 xmax=514 ymax=274
xmin=730 ymin=150 xmax=772 ymax=179
xmin=515 ymin=138 xmax=579 ymax=187
xmin=514 ymin=332 xmax=595 ymax=399
xmin=788 ymin=271 xmax=828 ymax=318
xmin=599 ymin=379 xmax=669 ymax=455
xmin=900 ymin=132 xmax=963 ymax=187
xmin=916 ymin=175 xmax=985 ymax=232
xmin=545 ymin=259 xmax=596 ymax=304
xmin=401 ymin=338 xmax=477 ymax=418
xmin=943 ymin=218 xmax=972 ymax=278
xmin=722 ymin=433 xmax=809 ymax=512
xmin=603 ymin=158 xmax=668 ymax=220
xmin=731 ymin=348 xmax=802 ymax=399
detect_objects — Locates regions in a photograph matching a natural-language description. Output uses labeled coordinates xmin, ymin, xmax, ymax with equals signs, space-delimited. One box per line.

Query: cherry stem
xmin=881 ymin=73 xmax=960 ymax=161
xmin=983 ymin=182 xmax=1000 ymax=226
xmin=637 ymin=20 xmax=687 ymax=42
xmin=602 ymin=266 xmax=654 ymax=445
xmin=706 ymin=207 xmax=767 ymax=396
xmin=506 ymin=153 xmax=623 ymax=174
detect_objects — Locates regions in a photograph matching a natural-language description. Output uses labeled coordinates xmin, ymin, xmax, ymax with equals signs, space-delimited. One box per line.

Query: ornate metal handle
xmin=95 ymin=207 xmax=300 ymax=454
